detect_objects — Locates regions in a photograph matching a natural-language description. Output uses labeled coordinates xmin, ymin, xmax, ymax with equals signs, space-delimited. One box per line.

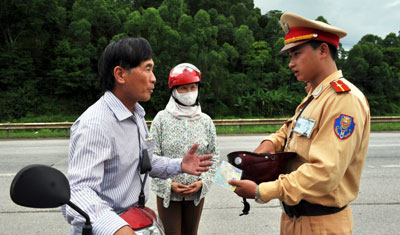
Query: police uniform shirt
xmin=259 ymin=70 xmax=370 ymax=207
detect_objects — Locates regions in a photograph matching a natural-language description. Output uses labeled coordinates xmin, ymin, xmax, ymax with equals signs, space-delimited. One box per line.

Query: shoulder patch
xmin=330 ymin=80 xmax=350 ymax=93
xmin=334 ymin=114 xmax=355 ymax=140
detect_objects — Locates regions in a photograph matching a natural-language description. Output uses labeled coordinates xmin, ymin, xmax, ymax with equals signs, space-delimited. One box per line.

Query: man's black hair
xmin=308 ymin=40 xmax=337 ymax=60
xmin=98 ymin=37 xmax=153 ymax=92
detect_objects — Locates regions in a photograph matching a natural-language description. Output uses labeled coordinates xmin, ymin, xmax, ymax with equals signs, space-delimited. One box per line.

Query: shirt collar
xmin=309 ymin=70 xmax=344 ymax=99
xmin=104 ymin=91 xmax=146 ymax=121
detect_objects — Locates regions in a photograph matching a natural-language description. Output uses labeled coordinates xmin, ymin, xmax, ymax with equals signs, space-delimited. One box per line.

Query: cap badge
xmin=283 ymin=21 xmax=290 ymax=34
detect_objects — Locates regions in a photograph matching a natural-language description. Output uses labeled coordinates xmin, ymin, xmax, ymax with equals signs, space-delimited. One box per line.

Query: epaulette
xmin=330 ymin=79 xmax=350 ymax=93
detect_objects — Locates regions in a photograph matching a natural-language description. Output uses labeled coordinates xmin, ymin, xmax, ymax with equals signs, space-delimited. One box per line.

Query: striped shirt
xmin=61 ymin=91 xmax=182 ymax=235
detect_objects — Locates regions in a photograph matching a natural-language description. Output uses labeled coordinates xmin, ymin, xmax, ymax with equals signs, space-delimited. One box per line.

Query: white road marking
xmin=0 ymin=173 xmax=16 ymax=177
xmin=369 ymin=144 xmax=400 ymax=147
xmin=381 ymin=165 xmax=400 ymax=168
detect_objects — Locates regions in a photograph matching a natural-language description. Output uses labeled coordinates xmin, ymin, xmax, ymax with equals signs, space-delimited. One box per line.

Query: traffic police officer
xmin=229 ymin=12 xmax=370 ymax=235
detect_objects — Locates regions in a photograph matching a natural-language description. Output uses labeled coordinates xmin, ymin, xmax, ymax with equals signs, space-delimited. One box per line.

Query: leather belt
xmin=282 ymin=200 xmax=347 ymax=218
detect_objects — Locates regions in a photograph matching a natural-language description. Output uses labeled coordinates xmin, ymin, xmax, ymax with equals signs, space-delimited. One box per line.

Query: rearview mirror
xmin=10 ymin=164 xmax=93 ymax=234
xmin=10 ymin=164 xmax=70 ymax=208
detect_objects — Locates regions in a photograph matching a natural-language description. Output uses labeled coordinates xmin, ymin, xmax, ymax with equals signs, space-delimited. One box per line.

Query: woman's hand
xmin=181 ymin=180 xmax=203 ymax=197
xmin=171 ymin=182 xmax=190 ymax=196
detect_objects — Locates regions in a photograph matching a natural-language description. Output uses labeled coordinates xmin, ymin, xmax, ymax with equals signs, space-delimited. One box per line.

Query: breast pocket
xmin=293 ymin=117 xmax=316 ymax=138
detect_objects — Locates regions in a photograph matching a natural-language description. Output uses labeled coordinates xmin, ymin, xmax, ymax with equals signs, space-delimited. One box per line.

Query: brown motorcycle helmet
xmin=227 ymin=151 xmax=297 ymax=216
xmin=227 ymin=151 xmax=297 ymax=184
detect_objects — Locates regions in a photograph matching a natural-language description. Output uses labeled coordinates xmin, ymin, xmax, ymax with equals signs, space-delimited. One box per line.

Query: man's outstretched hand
xmin=181 ymin=143 xmax=213 ymax=176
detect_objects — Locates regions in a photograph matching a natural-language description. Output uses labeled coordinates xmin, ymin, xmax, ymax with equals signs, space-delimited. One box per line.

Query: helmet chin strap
xmin=240 ymin=198 xmax=250 ymax=216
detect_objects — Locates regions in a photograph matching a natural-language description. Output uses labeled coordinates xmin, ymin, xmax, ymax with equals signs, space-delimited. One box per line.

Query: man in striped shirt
xmin=62 ymin=37 xmax=213 ymax=235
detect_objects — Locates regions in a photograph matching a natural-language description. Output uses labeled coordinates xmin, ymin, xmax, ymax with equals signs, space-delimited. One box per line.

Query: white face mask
xmin=173 ymin=89 xmax=198 ymax=106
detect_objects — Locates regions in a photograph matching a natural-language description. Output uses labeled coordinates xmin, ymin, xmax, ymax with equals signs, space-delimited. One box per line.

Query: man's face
xmin=287 ymin=43 xmax=320 ymax=83
xmin=123 ymin=59 xmax=156 ymax=103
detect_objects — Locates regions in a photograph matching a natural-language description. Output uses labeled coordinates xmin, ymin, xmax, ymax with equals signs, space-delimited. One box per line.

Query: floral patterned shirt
xmin=150 ymin=110 xmax=219 ymax=208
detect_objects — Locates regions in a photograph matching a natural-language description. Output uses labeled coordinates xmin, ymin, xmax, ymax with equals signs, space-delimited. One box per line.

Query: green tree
xmin=215 ymin=14 xmax=235 ymax=45
xmin=344 ymin=35 xmax=400 ymax=115
xmin=1 ymin=1 xmax=399 ymax=121
xmin=0 ymin=0 xmax=67 ymax=120
xmin=229 ymin=3 xmax=249 ymax=26
xmin=159 ymin=0 xmax=186 ymax=27
xmin=233 ymin=25 xmax=254 ymax=56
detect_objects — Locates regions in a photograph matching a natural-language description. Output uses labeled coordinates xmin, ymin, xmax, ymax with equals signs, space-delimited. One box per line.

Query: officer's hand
xmin=228 ymin=179 xmax=257 ymax=198
xmin=254 ymin=140 xmax=275 ymax=154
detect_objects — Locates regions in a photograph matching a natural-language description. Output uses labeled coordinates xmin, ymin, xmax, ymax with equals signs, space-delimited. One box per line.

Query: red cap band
xmin=285 ymin=27 xmax=340 ymax=48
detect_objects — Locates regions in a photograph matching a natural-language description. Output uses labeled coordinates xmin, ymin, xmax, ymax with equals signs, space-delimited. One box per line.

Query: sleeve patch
xmin=334 ymin=114 xmax=355 ymax=140
xmin=330 ymin=80 xmax=350 ymax=93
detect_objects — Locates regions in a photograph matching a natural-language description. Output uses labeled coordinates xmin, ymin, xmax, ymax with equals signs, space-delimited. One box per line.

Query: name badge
xmin=293 ymin=117 xmax=316 ymax=138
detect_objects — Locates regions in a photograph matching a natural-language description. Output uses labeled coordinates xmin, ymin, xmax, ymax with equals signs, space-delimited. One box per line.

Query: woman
xmin=150 ymin=63 xmax=219 ymax=235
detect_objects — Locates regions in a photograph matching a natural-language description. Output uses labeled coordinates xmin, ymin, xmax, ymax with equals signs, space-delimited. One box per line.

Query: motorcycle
xmin=9 ymin=164 xmax=165 ymax=235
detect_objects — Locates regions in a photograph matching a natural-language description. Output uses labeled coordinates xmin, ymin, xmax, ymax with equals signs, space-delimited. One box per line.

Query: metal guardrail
xmin=1 ymin=116 xmax=399 ymax=137
xmin=0 ymin=122 xmax=74 ymax=137
xmin=212 ymin=118 xmax=287 ymax=126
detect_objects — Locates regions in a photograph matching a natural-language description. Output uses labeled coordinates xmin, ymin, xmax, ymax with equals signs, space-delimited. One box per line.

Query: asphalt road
xmin=0 ymin=132 xmax=399 ymax=234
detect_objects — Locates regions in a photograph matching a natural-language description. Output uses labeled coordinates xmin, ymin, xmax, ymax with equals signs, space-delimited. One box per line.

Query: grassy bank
xmin=1 ymin=122 xmax=399 ymax=139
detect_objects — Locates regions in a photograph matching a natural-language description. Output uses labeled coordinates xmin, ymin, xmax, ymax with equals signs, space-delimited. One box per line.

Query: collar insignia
xmin=330 ymin=80 xmax=350 ymax=93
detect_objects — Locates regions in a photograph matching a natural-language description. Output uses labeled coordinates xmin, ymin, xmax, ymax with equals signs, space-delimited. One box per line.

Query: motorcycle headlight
xmin=134 ymin=224 xmax=162 ymax=235
xmin=134 ymin=218 xmax=165 ymax=235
